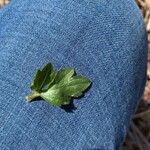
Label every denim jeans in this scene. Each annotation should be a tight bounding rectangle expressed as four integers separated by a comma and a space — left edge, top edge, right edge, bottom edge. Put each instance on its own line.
0, 0, 148, 150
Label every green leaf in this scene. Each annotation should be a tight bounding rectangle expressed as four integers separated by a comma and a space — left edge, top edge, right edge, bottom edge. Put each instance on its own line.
41, 88, 71, 106
62, 75, 91, 97
54, 68, 74, 84
31, 63, 55, 92
26, 63, 92, 106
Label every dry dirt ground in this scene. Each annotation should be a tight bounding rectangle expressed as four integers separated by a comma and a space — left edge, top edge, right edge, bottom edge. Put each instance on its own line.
0, 0, 150, 150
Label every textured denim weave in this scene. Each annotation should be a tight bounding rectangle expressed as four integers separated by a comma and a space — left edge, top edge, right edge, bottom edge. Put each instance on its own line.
0, 0, 148, 149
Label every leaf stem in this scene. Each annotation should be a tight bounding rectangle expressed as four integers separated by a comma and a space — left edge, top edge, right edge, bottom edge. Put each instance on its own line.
25, 91, 40, 102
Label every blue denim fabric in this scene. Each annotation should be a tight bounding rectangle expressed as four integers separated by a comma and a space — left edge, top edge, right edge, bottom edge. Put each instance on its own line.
0, 0, 148, 150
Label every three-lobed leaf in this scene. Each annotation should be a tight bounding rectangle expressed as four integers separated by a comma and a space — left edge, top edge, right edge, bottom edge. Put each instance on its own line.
26, 63, 92, 106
